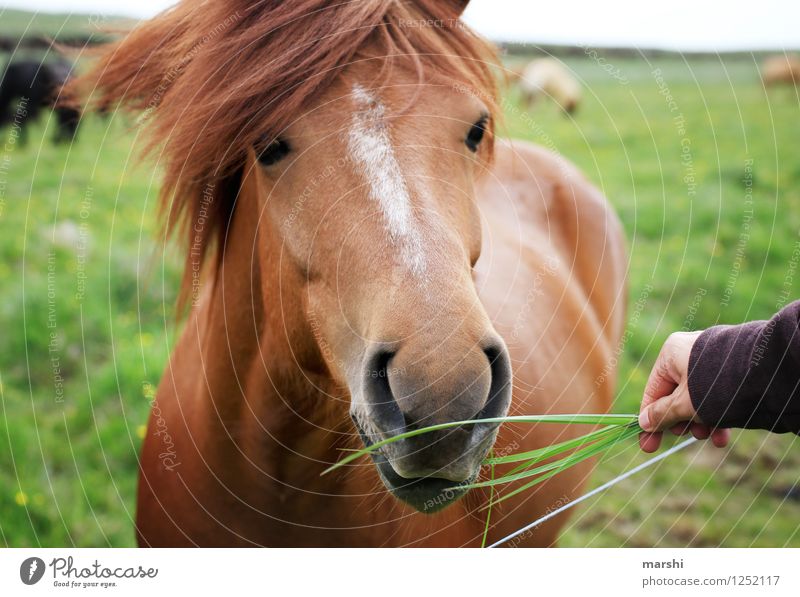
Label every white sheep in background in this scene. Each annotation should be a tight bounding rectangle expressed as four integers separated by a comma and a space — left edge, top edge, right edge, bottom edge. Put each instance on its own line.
516, 57, 582, 115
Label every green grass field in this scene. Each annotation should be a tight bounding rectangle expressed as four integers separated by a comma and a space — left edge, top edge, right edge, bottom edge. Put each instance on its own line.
1, 42, 799, 545
502, 55, 800, 547
0, 8, 130, 40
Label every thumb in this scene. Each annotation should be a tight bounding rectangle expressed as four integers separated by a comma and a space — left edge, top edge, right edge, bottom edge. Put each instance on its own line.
639, 385, 694, 432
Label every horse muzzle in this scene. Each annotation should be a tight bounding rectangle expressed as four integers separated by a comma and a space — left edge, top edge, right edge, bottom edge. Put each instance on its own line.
350, 335, 512, 512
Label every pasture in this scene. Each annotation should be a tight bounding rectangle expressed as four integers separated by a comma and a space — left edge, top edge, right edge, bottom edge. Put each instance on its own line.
0, 8, 129, 40
1, 47, 799, 546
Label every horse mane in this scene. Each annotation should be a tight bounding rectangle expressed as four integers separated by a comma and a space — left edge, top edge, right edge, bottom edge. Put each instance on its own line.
65, 0, 499, 308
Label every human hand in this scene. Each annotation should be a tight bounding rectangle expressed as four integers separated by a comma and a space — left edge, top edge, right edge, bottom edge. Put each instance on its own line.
638, 331, 730, 452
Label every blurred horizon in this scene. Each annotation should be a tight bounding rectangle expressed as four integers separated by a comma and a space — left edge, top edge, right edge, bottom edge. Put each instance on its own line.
1, 0, 800, 51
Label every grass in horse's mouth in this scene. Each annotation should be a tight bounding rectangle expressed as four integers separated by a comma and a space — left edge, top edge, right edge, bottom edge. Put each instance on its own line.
327, 414, 641, 511
350, 419, 475, 512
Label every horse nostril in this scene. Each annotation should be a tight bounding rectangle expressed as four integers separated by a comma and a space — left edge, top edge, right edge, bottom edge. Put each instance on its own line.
362, 348, 405, 435
401, 414, 422, 432
477, 341, 513, 420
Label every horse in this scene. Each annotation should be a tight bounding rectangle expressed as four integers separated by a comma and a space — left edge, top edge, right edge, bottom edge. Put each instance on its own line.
761, 54, 800, 87
68, 0, 626, 547
0, 58, 80, 144
516, 57, 582, 115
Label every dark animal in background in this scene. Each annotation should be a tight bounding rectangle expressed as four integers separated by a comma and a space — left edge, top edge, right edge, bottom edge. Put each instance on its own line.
48, 60, 81, 142
0, 58, 81, 144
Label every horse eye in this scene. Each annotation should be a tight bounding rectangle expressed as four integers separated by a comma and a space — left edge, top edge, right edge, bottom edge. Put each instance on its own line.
257, 137, 291, 166
465, 117, 488, 152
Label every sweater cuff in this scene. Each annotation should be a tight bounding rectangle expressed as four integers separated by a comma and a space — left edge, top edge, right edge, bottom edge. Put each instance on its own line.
688, 321, 767, 428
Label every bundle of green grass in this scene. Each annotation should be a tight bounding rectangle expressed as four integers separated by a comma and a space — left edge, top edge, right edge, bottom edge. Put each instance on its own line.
324, 414, 641, 504
324, 414, 642, 546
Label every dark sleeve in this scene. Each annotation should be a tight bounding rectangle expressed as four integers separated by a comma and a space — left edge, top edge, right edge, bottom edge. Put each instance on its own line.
687, 300, 800, 434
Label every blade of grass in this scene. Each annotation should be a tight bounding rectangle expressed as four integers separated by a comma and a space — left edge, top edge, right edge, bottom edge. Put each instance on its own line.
501, 424, 626, 478
480, 425, 642, 508
322, 413, 638, 474
485, 424, 641, 490
483, 424, 623, 466
480, 449, 495, 548
459, 425, 637, 490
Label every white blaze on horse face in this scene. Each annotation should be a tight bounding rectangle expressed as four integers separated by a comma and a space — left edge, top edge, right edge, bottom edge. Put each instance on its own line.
347, 84, 426, 275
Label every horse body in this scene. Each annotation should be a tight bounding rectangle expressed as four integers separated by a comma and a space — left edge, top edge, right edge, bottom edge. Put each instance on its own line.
136, 139, 625, 547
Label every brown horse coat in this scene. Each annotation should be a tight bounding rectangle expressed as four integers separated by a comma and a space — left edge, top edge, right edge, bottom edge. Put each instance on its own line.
135, 139, 626, 546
